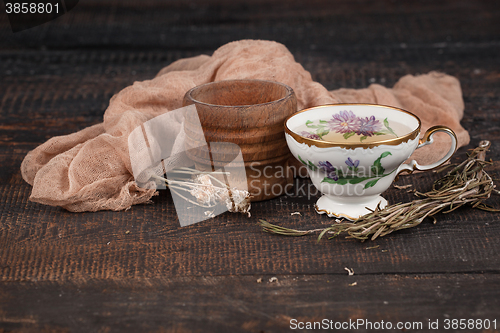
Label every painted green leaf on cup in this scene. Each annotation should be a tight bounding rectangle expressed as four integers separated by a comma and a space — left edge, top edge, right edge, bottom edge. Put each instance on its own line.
317, 129, 329, 139
343, 132, 356, 139
348, 176, 371, 184
371, 151, 392, 175
319, 151, 394, 188
364, 178, 380, 189
298, 155, 317, 171
384, 117, 398, 137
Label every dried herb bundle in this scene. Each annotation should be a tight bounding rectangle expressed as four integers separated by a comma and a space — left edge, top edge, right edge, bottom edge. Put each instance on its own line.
152, 167, 251, 216
260, 140, 499, 242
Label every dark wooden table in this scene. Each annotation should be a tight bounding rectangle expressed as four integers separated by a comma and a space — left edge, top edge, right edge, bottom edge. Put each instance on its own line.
1, 1, 499, 332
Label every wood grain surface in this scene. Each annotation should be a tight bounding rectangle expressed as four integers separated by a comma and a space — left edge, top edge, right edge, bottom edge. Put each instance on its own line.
1, 0, 499, 332
1, 274, 499, 333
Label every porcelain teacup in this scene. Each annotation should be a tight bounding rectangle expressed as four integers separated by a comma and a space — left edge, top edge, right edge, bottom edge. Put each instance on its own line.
285, 104, 458, 220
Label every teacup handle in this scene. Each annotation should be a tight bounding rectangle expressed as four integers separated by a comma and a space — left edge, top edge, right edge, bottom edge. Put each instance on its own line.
396, 125, 458, 176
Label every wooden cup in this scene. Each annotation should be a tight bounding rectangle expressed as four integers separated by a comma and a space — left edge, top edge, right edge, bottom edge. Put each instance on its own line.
182, 79, 297, 201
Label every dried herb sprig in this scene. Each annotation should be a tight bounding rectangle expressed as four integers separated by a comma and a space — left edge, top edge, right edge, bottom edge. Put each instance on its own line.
260, 140, 499, 242
152, 167, 252, 216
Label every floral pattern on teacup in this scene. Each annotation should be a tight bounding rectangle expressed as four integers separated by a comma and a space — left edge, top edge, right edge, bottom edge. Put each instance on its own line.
300, 110, 398, 142
298, 152, 395, 189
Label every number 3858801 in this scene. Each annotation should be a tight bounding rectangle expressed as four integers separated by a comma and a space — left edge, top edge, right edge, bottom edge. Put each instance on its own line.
5, 2, 60, 14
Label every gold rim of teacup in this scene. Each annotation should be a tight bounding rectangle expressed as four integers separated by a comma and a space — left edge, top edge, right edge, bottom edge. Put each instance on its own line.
284, 103, 422, 149
184, 79, 294, 108
315, 205, 361, 220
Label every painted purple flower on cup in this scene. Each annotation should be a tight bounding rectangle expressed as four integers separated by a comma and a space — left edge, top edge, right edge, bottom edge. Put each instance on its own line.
345, 157, 360, 171
318, 161, 338, 181
328, 110, 358, 134
299, 131, 321, 140
303, 110, 396, 143
356, 116, 382, 137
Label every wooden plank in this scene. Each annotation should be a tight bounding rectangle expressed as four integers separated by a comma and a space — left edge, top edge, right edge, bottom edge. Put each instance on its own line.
0, 274, 499, 332
1, 47, 499, 144
1, 0, 499, 52
1, 149, 499, 280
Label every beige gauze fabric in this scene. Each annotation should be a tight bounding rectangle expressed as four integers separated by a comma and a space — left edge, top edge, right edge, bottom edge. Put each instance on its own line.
21, 40, 470, 212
